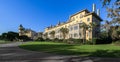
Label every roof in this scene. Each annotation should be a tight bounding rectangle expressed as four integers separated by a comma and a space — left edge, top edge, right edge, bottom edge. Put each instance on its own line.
84, 12, 103, 21
70, 9, 90, 17
45, 9, 103, 30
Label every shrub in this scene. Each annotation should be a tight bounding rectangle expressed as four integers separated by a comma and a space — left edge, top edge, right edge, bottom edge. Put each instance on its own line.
92, 38, 97, 45
68, 38, 83, 44
35, 37, 44, 41
53, 38, 59, 42
58, 39, 64, 42
113, 40, 120, 46
45, 38, 51, 41
18, 35, 31, 41
96, 37, 112, 44
86, 40, 93, 45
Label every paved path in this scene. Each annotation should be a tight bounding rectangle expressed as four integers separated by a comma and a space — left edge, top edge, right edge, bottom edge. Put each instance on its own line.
0, 42, 120, 62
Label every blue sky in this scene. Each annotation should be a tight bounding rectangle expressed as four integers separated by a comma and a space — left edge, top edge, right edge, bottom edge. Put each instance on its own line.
0, 0, 107, 34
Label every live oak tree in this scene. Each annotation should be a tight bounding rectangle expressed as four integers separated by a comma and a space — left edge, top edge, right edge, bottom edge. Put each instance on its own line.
101, 0, 120, 40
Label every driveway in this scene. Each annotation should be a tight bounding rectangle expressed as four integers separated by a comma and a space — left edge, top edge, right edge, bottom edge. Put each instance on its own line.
0, 42, 120, 62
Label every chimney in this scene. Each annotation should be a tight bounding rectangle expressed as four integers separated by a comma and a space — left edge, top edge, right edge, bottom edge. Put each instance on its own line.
97, 9, 100, 16
92, 3, 96, 12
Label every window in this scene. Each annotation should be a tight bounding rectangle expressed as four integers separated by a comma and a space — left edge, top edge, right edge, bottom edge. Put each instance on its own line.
80, 14, 83, 18
79, 33, 82, 37
71, 17, 75, 21
87, 18, 90, 22
74, 26, 78, 30
70, 34, 73, 38
70, 27, 73, 31
76, 16, 78, 18
80, 20, 82, 23
56, 30, 60, 33
74, 33, 78, 37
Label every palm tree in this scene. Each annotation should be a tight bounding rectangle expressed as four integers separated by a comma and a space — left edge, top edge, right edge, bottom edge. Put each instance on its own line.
89, 22, 97, 29
44, 33, 48, 39
79, 22, 89, 44
60, 27, 69, 40
38, 32, 43, 38
89, 22, 98, 44
89, 22, 98, 36
49, 31, 55, 39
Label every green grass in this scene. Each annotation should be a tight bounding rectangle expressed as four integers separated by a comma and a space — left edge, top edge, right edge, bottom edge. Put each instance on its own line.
19, 41, 120, 57
0, 40, 11, 44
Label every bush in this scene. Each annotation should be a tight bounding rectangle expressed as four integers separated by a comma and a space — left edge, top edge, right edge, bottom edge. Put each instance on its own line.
86, 40, 93, 45
35, 37, 44, 41
45, 38, 51, 41
68, 38, 83, 44
53, 38, 59, 42
113, 40, 120, 46
0, 35, 1, 40
18, 35, 31, 41
96, 37, 112, 44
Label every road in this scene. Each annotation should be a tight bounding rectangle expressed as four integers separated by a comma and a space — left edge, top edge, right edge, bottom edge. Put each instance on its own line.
0, 42, 120, 62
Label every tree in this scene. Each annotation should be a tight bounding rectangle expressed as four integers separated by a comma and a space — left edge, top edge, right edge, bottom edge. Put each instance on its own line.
0, 35, 1, 40
101, 0, 120, 40
38, 32, 43, 37
79, 22, 89, 43
18, 35, 31, 41
44, 33, 48, 39
49, 31, 55, 39
60, 27, 69, 40
1, 31, 19, 41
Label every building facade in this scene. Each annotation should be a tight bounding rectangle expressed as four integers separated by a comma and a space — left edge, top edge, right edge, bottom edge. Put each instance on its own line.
44, 4, 102, 40
19, 24, 38, 39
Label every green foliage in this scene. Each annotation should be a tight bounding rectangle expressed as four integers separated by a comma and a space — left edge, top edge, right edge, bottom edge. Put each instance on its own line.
101, 0, 111, 6
49, 31, 55, 39
0, 35, 1, 40
35, 37, 44, 41
45, 38, 51, 41
101, 0, 120, 41
113, 40, 120, 46
92, 38, 97, 45
60, 27, 69, 39
53, 38, 64, 42
18, 35, 31, 41
44, 33, 48, 39
86, 40, 93, 45
1, 31, 19, 41
68, 38, 83, 44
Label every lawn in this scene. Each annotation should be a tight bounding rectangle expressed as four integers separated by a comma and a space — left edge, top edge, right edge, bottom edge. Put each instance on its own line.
0, 40, 10, 44
19, 41, 120, 57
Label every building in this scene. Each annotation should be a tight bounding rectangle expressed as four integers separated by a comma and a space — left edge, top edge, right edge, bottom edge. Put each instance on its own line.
44, 4, 102, 40
19, 24, 38, 39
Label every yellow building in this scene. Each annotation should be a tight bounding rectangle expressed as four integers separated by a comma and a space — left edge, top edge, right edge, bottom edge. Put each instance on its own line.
19, 24, 38, 39
44, 4, 102, 40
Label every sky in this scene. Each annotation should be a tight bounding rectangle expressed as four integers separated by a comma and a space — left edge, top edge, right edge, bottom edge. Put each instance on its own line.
0, 0, 108, 34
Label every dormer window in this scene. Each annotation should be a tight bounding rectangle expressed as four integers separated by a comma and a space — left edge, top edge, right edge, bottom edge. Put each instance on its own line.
80, 14, 83, 18
71, 17, 75, 21
76, 16, 78, 18
87, 18, 90, 22
80, 20, 82, 23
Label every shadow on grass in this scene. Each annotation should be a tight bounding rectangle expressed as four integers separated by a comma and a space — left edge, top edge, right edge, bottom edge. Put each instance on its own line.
19, 44, 120, 58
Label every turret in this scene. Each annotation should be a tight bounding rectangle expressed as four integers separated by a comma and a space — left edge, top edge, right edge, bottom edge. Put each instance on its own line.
19, 24, 24, 36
